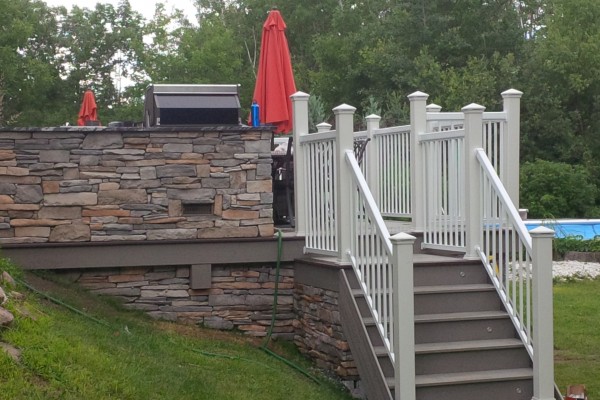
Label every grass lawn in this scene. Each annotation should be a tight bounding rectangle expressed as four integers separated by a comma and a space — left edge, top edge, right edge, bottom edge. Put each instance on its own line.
554, 278, 600, 398
0, 271, 353, 400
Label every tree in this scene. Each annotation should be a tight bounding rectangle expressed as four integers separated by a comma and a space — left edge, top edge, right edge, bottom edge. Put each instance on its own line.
0, 0, 66, 126
520, 160, 598, 218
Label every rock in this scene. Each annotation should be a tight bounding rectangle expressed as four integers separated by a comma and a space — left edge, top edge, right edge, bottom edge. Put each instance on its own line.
166, 188, 215, 201
82, 132, 123, 149
15, 185, 43, 204
9, 291, 25, 300
0, 307, 14, 326
0, 286, 6, 304
39, 150, 70, 163
1, 272, 15, 287
156, 165, 197, 178
98, 189, 147, 205
49, 224, 91, 242
44, 192, 98, 206
0, 342, 21, 362
38, 206, 82, 220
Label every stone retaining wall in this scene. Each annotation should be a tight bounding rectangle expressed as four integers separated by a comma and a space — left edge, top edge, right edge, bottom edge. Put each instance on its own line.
294, 283, 359, 387
0, 127, 274, 244
73, 263, 296, 338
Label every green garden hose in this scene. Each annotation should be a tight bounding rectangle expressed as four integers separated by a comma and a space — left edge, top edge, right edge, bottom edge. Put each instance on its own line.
259, 229, 321, 384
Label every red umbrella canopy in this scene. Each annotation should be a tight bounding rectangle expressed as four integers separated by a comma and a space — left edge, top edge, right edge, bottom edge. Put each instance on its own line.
77, 90, 99, 126
251, 9, 297, 134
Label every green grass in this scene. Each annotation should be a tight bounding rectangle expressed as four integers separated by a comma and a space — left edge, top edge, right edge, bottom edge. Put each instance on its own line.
0, 272, 353, 400
554, 278, 600, 398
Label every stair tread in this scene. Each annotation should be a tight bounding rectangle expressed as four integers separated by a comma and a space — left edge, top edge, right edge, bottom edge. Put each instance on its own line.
415, 338, 524, 354
414, 310, 508, 323
373, 345, 388, 356
415, 368, 533, 386
414, 283, 494, 294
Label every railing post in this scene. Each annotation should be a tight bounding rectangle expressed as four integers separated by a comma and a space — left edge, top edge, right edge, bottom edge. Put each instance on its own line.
391, 232, 416, 400
426, 103, 442, 115
408, 91, 429, 232
501, 89, 523, 209
365, 114, 381, 206
316, 122, 332, 133
333, 103, 356, 263
463, 103, 486, 259
531, 226, 555, 400
291, 91, 310, 236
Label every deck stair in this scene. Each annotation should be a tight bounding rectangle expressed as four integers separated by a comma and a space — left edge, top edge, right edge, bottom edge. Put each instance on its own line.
340, 253, 539, 400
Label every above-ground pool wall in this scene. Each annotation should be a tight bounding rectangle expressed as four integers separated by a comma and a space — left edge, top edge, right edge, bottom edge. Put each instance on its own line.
0, 126, 274, 244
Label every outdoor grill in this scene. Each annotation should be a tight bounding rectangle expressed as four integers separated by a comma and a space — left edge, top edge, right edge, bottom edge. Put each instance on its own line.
144, 84, 241, 127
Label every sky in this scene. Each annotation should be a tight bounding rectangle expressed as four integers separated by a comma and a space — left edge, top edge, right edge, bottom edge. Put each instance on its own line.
43, 0, 198, 22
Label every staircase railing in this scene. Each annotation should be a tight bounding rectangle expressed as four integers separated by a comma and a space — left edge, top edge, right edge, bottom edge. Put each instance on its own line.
346, 149, 395, 358
475, 148, 556, 400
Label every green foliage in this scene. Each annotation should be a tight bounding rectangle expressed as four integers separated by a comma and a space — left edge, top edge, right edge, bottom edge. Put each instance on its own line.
308, 95, 328, 132
553, 236, 600, 259
520, 159, 598, 218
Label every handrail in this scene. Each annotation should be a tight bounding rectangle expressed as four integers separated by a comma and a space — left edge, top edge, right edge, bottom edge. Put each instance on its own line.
372, 125, 410, 136
419, 128, 465, 142
345, 149, 396, 363
298, 129, 336, 143
475, 148, 534, 356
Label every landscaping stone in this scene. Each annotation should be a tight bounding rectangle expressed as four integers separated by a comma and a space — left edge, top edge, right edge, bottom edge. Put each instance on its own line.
1, 272, 16, 287
0, 342, 21, 362
0, 307, 14, 326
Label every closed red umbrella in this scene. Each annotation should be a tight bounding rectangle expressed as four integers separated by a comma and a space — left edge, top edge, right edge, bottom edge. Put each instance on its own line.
250, 9, 297, 134
77, 90, 99, 126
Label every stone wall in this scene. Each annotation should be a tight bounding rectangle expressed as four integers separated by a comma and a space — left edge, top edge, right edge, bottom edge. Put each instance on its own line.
0, 127, 274, 244
73, 263, 296, 338
294, 282, 360, 390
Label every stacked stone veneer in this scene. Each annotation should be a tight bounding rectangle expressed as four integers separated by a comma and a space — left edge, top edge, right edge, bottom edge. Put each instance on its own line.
74, 263, 296, 338
294, 282, 359, 387
0, 127, 274, 243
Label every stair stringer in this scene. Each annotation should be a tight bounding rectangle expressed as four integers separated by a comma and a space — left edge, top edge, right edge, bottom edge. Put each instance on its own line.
339, 269, 393, 400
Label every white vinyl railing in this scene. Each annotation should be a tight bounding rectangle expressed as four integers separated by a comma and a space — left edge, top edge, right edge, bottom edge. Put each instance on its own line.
476, 148, 534, 354
291, 90, 553, 399
299, 130, 338, 256
346, 149, 395, 360
371, 125, 412, 217
420, 128, 466, 251
476, 148, 556, 400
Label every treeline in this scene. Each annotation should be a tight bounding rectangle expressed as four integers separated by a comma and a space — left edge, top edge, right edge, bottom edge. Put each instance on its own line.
1, 0, 600, 218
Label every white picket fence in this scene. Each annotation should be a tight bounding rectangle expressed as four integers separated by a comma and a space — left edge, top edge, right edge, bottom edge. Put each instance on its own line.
289, 89, 555, 400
